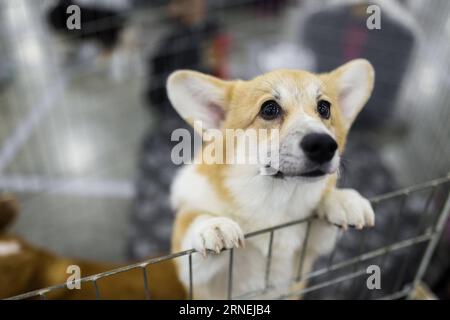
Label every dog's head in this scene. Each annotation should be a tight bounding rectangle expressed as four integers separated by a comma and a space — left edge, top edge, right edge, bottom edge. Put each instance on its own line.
167, 59, 374, 181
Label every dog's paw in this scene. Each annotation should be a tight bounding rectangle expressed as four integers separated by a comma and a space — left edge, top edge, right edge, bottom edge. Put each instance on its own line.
191, 217, 244, 256
318, 189, 375, 230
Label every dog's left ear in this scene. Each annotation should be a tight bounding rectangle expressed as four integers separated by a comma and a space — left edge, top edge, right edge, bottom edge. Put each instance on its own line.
167, 70, 233, 133
327, 59, 375, 128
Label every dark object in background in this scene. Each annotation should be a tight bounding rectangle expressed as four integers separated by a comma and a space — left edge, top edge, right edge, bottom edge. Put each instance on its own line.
433, 264, 450, 299
146, 19, 226, 118
46, 0, 127, 52
131, 0, 229, 258
427, 215, 450, 299
304, 3, 415, 129
145, 0, 230, 116
129, 118, 195, 258
306, 136, 449, 299
252, 0, 289, 15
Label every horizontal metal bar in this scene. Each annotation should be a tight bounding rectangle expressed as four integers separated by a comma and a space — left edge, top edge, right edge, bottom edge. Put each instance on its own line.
279, 269, 368, 299
300, 232, 433, 282
369, 174, 450, 203
245, 216, 314, 239
377, 286, 412, 300
7, 175, 448, 300
6, 249, 196, 300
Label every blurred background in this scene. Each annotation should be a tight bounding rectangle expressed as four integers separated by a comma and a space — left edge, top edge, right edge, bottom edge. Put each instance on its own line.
0, 0, 449, 299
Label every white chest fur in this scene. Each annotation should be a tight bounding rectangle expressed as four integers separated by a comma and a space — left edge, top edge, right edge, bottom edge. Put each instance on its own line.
172, 165, 330, 299
225, 167, 327, 298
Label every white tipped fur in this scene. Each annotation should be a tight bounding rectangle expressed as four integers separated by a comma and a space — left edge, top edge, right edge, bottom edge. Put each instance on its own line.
167, 70, 231, 132
329, 59, 375, 128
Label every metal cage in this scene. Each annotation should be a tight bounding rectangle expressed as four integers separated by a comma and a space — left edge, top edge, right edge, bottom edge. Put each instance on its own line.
7, 174, 450, 300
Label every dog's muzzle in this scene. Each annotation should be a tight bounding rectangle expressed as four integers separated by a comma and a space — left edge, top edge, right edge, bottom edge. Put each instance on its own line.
265, 133, 338, 179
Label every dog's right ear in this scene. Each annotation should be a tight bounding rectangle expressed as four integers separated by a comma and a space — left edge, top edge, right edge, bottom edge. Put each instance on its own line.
167, 70, 232, 133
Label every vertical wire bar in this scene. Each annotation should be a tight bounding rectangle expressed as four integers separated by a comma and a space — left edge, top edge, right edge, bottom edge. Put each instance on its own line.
392, 186, 438, 293
350, 230, 367, 299
379, 193, 408, 267
327, 228, 343, 268
357, 201, 378, 300
391, 194, 408, 239
327, 229, 344, 299
141, 265, 151, 300
391, 248, 414, 297
92, 279, 101, 300
417, 186, 439, 232
188, 253, 193, 300
424, 186, 442, 230
264, 231, 275, 291
296, 220, 312, 282
408, 190, 450, 299
227, 249, 234, 300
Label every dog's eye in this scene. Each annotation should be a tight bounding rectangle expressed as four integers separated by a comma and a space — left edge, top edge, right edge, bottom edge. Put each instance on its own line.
260, 100, 282, 120
317, 100, 331, 119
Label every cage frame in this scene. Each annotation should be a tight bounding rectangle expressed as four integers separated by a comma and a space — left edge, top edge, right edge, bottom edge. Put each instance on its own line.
5, 174, 450, 300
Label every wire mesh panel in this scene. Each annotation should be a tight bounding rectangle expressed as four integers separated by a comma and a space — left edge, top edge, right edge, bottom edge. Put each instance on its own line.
6, 175, 450, 300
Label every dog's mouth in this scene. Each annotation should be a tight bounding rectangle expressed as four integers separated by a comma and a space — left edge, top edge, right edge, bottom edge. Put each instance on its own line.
299, 169, 327, 177
273, 169, 327, 179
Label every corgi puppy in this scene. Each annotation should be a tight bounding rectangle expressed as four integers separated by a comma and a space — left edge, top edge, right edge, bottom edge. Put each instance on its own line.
167, 59, 375, 299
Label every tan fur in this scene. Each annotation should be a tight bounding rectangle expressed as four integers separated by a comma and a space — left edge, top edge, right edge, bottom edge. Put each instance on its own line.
0, 235, 186, 300
197, 163, 234, 205
172, 211, 203, 253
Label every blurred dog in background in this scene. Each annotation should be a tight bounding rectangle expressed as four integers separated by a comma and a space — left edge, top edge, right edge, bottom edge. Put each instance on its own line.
0, 193, 185, 299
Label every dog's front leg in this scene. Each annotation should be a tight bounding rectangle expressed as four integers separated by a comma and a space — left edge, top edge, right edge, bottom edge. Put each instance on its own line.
185, 215, 244, 256
317, 188, 375, 230
305, 188, 375, 264
172, 212, 244, 290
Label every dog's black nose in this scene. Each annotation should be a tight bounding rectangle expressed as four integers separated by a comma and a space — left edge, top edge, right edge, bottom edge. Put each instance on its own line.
300, 133, 337, 164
